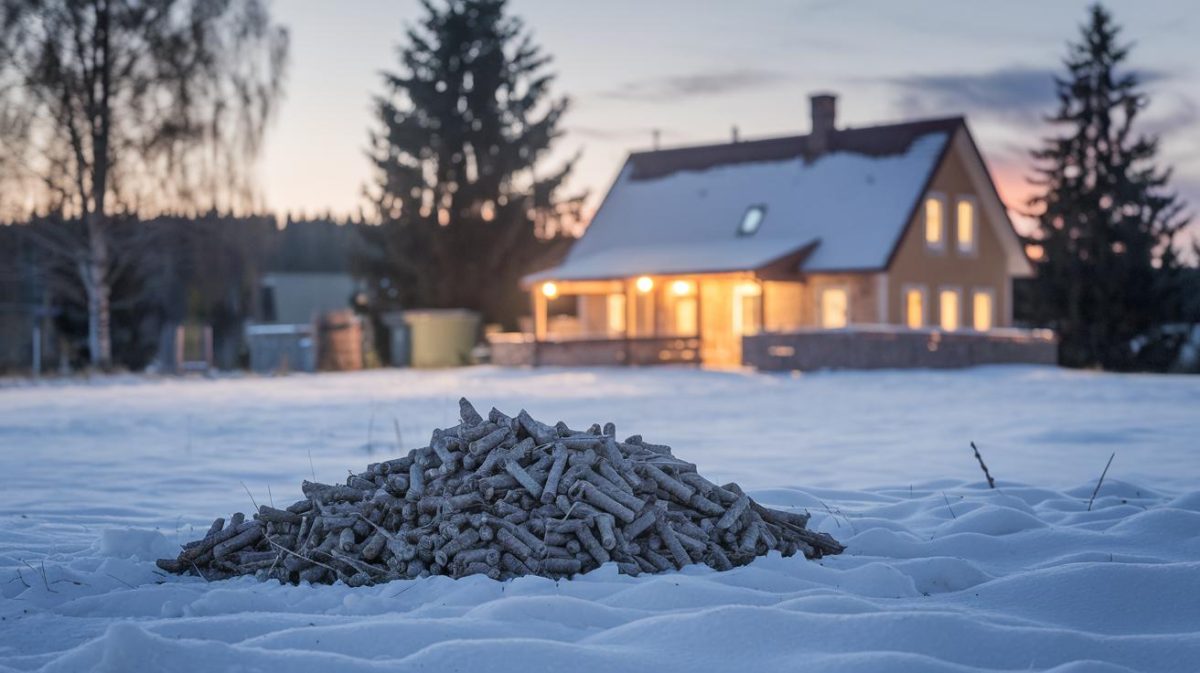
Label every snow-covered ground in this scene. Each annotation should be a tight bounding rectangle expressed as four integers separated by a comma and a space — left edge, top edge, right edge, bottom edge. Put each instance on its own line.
1, 365, 1197, 672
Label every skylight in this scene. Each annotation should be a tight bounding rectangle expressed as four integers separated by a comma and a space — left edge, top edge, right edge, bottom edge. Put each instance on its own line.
738, 205, 766, 236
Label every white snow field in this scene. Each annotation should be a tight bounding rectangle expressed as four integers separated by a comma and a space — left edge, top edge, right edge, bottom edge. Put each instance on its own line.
1, 365, 1198, 673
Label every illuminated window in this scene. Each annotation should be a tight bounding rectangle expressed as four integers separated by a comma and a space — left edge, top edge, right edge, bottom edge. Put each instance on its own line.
972, 289, 993, 331
738, 205, 766, 237
820, 287, 848, 329
606, 293, 626, 334
733, 283, 762, 336
674, 297, 698, 335
925, 194, 946, 250
904, 286, 926, 329
939, 288, 960, 331
670, 280, 697, 336
957, 197, 976, 254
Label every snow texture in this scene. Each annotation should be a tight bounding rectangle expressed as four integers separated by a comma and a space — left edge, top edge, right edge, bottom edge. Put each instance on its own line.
531, 132, 948, 281
1, 365, 1197, 672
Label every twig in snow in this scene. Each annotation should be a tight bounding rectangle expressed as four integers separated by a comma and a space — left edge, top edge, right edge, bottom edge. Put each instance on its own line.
970, 442, 996, 489
105, 573, 136, 589
189, 558, 211, 582
267, 484, 275, 509
818, 500, 841, 528
264, 536, 342, 580
366, 403, 377, 454
390, 583, 415, 599
240, 481, 260, 513
12, 568, 30, 589
393, 418, 403, 450
308, 449, 316, 481
22, 559, 55, 593
818, 499, 857, 534
1087, 452, 1116, 512
942, 492, 957, 519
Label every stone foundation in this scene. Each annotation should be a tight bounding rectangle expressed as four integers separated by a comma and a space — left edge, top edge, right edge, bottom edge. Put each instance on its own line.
742, 327, 1057, 371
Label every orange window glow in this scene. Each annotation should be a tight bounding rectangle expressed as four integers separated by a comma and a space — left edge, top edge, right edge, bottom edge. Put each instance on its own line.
973, 290, 993, 331
925, 197, 944, 247
939, 289, 960, 331
957, 199, 975, 253
905, 288, 924, 329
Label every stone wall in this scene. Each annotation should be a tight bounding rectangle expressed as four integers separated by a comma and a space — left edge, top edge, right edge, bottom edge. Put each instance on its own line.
743, 327, 1057, 371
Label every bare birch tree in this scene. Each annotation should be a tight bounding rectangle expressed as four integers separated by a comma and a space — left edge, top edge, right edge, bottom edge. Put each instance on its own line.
0, 0, 288, 367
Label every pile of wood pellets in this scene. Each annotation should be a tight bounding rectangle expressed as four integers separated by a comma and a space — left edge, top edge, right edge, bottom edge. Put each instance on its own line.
158, 399, 843, 585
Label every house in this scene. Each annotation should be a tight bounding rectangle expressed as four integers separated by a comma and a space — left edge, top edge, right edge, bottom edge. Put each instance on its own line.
491, 93, 1055, 370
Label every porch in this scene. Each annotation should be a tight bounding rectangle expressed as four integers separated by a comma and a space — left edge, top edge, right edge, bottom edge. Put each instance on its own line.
518, 274, 783, 367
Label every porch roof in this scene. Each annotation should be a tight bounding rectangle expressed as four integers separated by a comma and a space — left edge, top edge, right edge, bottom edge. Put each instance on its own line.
524, 237, 814, 283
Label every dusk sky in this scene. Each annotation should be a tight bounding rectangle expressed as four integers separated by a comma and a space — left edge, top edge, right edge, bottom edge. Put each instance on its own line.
261, 0, 1199, 234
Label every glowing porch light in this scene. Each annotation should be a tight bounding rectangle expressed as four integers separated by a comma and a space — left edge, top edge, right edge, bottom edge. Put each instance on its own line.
635, 276, 654, 293
670, 280, 695, 296
541, 282, 558, 299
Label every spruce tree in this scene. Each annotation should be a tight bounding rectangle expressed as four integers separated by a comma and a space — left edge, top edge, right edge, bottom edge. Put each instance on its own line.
1025, 4, 1191, 371
361, 0, 581, 328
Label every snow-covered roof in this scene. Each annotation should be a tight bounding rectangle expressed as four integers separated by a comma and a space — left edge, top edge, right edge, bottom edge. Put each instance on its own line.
529, 118, 963, 283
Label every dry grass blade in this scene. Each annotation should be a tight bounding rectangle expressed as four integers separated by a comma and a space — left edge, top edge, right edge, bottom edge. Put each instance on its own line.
970, 441, 996, 489
21, 559, 56, 593
1087, 452, 1116, 512
942, 492, 957, 519
240, 481, 260, 513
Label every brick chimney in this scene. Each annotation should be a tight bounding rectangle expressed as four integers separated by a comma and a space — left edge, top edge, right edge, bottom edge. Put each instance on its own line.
809, 93, 837, 155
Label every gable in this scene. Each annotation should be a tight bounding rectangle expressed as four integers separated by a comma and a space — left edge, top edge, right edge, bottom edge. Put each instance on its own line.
954, 129, 1035, 277
884, 127, 1032, 277
530, 124, 956, 283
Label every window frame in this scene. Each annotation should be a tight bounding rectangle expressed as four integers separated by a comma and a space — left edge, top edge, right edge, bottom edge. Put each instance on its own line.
818, 285, 850, 329
901, 283, 927, 329
955, 195, 978, 256
971, 287, 995, 332
938, 285, 962, 332
924, 192, 947, 253
737, 204, 767, 237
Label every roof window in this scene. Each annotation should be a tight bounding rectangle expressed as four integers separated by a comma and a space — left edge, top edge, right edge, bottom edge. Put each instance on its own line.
738, 205, 766, 236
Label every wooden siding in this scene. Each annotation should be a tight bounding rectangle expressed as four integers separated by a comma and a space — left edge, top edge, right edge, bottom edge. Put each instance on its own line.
886, 132, 1013, 328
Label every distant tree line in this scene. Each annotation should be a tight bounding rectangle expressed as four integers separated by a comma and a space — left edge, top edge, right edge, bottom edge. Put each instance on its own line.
0, 214, 370, 372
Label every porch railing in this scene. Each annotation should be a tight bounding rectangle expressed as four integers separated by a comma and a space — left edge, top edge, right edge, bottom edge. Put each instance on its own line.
487, 333, 700, 367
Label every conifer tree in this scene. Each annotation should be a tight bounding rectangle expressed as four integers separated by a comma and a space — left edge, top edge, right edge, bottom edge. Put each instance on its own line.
361, 0, 582, 328
1025, 4, 1192, 370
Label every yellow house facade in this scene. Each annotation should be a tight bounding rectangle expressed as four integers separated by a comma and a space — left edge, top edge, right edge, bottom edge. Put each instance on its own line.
496, 94, 1051, 370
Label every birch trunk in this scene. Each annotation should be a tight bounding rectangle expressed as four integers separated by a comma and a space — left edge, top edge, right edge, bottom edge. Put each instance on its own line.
83, 214, 112, 369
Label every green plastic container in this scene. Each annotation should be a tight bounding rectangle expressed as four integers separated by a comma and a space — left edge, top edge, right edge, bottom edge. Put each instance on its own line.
402, 309, 481, 367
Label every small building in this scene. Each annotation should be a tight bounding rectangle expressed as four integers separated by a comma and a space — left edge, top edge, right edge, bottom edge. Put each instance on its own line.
493, 93, 1055, 370
246, 272, 366, 373
257, 272, 360, 325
